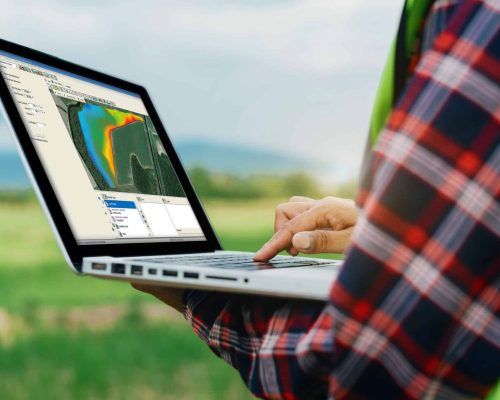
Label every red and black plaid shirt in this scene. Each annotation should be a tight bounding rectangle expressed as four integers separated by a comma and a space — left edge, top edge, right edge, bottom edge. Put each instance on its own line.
183, 1, 500, 398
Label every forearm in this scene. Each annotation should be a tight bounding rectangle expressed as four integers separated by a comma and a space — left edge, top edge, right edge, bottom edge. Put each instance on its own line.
183, 290, 329, 399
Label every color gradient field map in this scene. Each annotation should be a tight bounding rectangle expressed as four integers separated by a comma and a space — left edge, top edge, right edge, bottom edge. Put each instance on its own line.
78, 104, 144, 188
52, 95, 185, 197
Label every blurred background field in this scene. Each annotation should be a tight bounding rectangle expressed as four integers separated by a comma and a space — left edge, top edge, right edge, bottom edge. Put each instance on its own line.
0, 180, 351, 400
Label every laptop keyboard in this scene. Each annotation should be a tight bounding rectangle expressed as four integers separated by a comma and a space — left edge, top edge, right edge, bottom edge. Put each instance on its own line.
129, 254, 337, 270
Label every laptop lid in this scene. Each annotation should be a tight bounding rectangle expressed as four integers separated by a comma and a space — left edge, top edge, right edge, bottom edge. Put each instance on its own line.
0, 39, 221, 270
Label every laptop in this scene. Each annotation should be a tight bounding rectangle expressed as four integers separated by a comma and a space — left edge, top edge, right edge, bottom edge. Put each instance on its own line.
0, 39, 342, 301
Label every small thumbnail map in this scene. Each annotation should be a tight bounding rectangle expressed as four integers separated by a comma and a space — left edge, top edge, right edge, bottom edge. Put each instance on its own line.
52, 95, 185, 197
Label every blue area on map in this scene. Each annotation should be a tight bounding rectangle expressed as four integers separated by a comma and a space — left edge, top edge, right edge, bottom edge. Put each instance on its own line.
78, 103, 115, 188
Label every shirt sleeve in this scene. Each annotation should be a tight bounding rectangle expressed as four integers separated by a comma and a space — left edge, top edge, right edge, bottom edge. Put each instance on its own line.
183, 290, 330, 398
183, 1, 500, 399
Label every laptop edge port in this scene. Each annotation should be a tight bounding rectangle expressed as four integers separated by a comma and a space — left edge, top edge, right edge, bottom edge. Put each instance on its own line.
163, 270, 178, 277
205, 275, 237, 281
91, 262, 107, 271
111, 263, 126, 274
131, 265, 143, 276
183, 272, 199, 279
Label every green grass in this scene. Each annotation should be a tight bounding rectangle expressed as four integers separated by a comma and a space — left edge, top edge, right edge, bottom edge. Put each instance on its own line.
0, 198, 340, 399
0, 203, 62, 269
0, 321, 252, 400
205, 199, 276, 251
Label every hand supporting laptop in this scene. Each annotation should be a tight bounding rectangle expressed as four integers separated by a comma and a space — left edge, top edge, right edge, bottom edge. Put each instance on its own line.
133, 195, 358, 311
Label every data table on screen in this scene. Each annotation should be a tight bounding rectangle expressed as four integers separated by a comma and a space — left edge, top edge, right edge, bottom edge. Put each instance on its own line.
140, 202, 178, 237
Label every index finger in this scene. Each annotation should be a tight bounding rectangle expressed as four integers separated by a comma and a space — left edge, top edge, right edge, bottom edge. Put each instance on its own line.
254, 204, 334, 261
274, 201, 314, 232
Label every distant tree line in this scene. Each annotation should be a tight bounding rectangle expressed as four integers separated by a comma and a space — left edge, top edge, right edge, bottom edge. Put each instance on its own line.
0, 189, 36, 204
0, 167, 358, 203
188, 167, 357, 200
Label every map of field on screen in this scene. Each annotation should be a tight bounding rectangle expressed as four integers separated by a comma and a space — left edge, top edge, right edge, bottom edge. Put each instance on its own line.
53, 96, 185, 198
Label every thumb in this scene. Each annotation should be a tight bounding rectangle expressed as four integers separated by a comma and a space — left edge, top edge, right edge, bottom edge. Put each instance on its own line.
292, 228, 354, 254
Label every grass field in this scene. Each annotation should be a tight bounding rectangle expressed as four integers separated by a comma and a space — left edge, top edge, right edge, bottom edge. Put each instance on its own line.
0, 198, 303, 399
0, 322, 251, 400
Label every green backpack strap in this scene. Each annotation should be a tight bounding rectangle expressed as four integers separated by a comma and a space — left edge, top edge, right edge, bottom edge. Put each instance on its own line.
486, 380, 500, 400
369, 0, 432, 146
359, 0, 432, 184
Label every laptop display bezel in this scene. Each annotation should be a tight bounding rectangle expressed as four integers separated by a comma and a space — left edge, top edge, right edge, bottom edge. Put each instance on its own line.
0, 39, 222, 269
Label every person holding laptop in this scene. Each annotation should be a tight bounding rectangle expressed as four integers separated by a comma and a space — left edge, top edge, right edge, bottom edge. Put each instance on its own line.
134, 0, 500, 398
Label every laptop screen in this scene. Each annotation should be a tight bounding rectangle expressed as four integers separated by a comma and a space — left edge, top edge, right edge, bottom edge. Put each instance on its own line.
0, 50, 207, 245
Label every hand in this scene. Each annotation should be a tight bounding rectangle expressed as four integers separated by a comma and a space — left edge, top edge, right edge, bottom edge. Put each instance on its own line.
131, 284, 184, 313
254, 196, 357, 261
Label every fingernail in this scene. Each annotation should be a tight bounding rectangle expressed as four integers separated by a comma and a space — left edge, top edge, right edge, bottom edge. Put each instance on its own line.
294, 232, 313, 250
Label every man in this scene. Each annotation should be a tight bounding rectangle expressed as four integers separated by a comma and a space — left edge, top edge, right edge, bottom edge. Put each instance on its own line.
135, 0, 500, 398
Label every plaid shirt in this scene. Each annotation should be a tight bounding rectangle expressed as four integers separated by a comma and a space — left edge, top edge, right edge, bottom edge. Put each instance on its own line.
183, 1, 500, 398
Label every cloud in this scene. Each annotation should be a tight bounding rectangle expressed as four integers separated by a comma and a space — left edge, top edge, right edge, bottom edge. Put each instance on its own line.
0, 0, 400, 76
0, 0, 402, 181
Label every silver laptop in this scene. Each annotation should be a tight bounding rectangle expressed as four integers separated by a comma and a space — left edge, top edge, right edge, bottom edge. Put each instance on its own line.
0, 39, 342, 301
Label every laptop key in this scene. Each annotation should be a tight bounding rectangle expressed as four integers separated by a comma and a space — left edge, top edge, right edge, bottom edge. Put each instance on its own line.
128, 255, 335, 271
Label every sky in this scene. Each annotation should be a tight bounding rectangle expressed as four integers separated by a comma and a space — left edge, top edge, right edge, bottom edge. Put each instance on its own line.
0, 0, 402, 182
